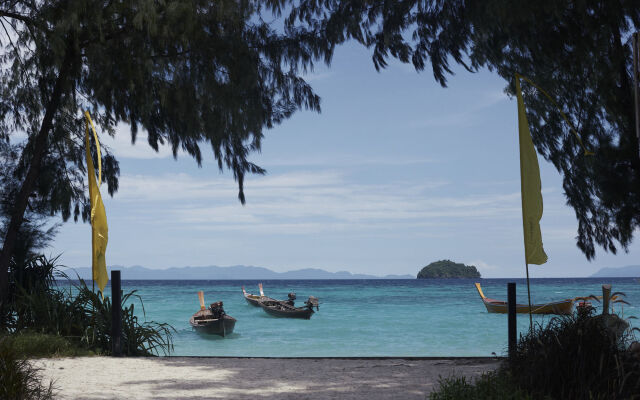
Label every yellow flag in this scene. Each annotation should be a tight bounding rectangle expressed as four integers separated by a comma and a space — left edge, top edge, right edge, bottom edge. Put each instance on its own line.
84, 111, 109, 292
516, 74, 548, 265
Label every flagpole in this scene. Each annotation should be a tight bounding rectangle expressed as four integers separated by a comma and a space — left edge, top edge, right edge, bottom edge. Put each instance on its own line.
90, 149, 95, 294
634, 32, 640, 159
90, 159, 95, 294
92, 224, 95, 294
88, 117, 95, 295
525, 262, 533, 331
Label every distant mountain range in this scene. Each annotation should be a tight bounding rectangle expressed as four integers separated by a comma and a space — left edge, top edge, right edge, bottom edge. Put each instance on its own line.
590, 265, 640, 277
62, 265, 414, 280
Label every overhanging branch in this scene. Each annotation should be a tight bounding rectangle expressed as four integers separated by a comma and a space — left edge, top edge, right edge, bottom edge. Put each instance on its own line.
0, 9, 33, 26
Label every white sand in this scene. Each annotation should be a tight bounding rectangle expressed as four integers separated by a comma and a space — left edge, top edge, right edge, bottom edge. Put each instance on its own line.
32, 357, 500, 399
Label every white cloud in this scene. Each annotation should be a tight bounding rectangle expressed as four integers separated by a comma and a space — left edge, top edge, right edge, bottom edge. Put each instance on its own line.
115, 173, 237, 201
408, 89, 508, 129
109, 169, 523, 236
468, 260, 499, 271
259, 154, 439, 167
101, 123, 183, 159
302, 71, 335, 82
542, 228, 577, 241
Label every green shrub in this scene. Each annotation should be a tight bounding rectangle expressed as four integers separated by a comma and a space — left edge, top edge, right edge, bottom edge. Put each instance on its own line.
1, 255, 61, 333
11, 284, 86, 337
73, 279, 175, 356
0, 337, 54, 400
429, 371, 532, 400
5, 255, 175, 356
508, 306, 640, 399
430, 304, 640, 400
1, 333, 97, 358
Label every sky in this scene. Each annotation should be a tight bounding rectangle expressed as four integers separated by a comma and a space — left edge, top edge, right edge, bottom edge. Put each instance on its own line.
48, 42, 639, 278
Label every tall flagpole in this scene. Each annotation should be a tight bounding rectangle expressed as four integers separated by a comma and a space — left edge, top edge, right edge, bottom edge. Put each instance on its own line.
92, 224, 95, 293
633, 32, 639, 159
525, 263, 533, 331
90, 149, 95, 294
88, 118, 95, 294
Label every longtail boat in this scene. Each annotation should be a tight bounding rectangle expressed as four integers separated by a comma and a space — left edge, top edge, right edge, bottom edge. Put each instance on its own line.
259, 295, 319, 319
190, 291, 236, 336
242, 283, 275, 306
474, 283, 574, 315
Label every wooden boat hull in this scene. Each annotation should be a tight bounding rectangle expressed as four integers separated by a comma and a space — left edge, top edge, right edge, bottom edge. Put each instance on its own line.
480, 299, 574, 315
189, 314, 236, 336
475, 283, 574, 315
259, 300, 315, 319
242, 286, 274, 307
243, 293, 263, 307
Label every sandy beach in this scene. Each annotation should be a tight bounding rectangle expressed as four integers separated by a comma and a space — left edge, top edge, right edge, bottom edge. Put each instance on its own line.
32, 357, 500, 399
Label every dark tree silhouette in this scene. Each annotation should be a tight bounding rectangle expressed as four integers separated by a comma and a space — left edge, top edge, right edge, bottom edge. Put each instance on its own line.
2, 1, 639, 305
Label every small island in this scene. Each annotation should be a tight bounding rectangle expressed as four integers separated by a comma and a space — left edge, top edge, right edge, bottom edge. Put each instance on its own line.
417, 259, 481, 279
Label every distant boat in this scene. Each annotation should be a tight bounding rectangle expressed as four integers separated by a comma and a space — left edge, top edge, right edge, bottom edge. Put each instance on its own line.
259, 296, 319, 319
474, 283, 574, 315
190, 291, 236, 336
242, 283, 275, 306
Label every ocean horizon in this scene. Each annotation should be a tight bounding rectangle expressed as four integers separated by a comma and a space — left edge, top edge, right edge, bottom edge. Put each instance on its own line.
57, 262, 640, 281
59, 277, 640, 357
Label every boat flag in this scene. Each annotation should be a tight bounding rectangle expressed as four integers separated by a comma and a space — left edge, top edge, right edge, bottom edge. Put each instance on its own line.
515, 75, 547, 265
84, 111, 109, 292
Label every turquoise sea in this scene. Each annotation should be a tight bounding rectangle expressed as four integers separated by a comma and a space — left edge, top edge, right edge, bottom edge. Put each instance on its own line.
90, 278, 640, 357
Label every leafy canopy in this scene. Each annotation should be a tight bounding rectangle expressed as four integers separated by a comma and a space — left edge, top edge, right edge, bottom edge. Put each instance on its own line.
1, 1, 639, 261
0, 142, 59, 266
0, 0, 328, 222
287, 0, 640, 259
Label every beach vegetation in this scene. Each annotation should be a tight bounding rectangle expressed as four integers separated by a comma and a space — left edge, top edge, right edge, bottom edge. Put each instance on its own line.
507, 305, 640, 399
0, 141, 60, 323
429, 370, 531, 400
72, 279, 176, 356
0, 332, 96, 358
417, 260, 481, 279
430, 304, 640, 399
0, 337, 54, 400
3, 254, 174, 356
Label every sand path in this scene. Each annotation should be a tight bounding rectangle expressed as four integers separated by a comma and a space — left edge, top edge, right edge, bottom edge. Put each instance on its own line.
32, 357, 500, 399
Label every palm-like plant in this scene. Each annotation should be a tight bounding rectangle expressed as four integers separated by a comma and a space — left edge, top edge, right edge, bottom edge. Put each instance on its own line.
74, 279, 175, 356
6, 255, 174, 356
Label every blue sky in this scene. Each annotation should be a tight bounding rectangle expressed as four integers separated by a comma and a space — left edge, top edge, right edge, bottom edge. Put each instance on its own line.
50, 42, 639, 278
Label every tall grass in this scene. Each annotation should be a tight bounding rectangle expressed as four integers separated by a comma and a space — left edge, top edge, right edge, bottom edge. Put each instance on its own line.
4, 255, 175, 356
429, 371, 532, 400
1, 333, 96, 358
1, 255, 61, 333
508, 306, 640, 399
73, 279, 175, 356
0, 337, 54, 400
430, 304, 640, 400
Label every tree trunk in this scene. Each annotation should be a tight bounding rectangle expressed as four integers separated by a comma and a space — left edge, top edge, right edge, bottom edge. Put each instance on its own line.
0, 55, 72, 306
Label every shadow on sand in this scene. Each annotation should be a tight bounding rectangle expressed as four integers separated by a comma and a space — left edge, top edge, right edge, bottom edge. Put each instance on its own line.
54, 357, 499, 400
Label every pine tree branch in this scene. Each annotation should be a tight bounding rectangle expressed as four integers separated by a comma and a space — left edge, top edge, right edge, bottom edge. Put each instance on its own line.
0, 9, 33, 25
